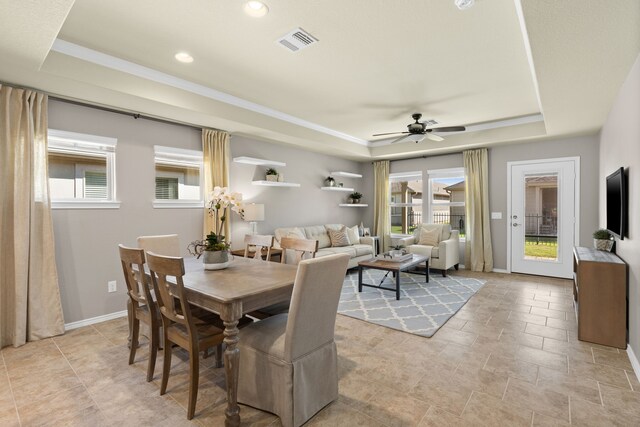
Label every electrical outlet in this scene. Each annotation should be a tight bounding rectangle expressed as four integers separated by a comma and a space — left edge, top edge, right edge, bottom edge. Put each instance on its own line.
108, 281, 117, 293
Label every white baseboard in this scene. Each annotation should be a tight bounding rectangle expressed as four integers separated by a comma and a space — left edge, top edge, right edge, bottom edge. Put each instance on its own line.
64, 310, 128, 331
627, 345, 640, 385
492, 268, 509, 274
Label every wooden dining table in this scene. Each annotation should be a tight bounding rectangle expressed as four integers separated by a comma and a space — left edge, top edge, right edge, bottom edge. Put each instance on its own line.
177, 256, 297, 426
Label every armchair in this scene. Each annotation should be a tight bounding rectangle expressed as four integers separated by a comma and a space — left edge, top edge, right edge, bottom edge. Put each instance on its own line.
396, 224, 460, 276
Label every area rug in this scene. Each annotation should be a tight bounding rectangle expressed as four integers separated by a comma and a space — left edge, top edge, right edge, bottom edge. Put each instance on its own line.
338, 269, 486, 337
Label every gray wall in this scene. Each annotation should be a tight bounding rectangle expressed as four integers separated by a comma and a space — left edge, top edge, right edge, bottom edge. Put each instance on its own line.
599, 53, 640, 360
49, 101, 366, 324
489, 135, 600, 270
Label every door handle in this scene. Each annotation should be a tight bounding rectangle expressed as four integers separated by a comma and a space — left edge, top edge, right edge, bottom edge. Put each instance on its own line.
512, 223, 520, 227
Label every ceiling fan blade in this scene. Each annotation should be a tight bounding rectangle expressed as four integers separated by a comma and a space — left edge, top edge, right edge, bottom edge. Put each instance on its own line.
372, 131, 409, 137
426, 133, 445, 142
390, 134, 411, 144
431, 126, 466, 132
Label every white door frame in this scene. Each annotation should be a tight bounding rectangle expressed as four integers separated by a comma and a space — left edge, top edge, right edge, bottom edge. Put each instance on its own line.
506, 157, 580, 274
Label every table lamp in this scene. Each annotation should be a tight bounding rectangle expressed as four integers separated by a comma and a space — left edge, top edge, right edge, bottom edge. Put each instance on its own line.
243, 203, 264, 235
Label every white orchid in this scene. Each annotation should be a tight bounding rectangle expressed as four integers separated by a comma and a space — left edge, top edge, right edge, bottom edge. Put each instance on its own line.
205, 186, 245, 249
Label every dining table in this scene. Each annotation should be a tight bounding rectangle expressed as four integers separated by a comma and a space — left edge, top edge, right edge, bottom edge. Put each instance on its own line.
176, 256, 297, 426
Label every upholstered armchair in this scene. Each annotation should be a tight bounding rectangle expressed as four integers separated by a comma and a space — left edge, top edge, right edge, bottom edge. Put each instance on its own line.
396, 224, 460, 276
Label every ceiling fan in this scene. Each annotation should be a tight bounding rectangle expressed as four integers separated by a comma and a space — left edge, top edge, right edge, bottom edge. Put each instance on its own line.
373, 113, 466, 143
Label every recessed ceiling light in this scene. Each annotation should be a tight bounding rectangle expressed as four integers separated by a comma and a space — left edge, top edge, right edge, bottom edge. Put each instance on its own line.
244, 1, 269, 17
455, 0, 475, 10
174, 52, 194, 63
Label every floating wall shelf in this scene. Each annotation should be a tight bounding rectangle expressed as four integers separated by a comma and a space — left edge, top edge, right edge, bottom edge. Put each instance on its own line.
339, 204, 368, 207
321, 186, 354, 192
233, 156, 286, 167
329, 171, 363, 178
252, 180, 300, 187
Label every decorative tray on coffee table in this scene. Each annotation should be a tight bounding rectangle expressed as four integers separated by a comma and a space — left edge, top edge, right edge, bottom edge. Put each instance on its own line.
375, 253, 413, 263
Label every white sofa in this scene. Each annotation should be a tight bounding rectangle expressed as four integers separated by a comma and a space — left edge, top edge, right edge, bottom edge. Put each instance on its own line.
396, 224, 460, 276
273, 224, 375, 269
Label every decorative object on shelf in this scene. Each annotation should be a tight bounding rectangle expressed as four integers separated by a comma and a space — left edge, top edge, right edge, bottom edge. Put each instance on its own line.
338, 182, 343, 187
188, 186, 244, 270
278, 174, 284, 182
348, 191, 362, 204
363, 227, 371, 237
244, 203, 265, 235
389, 244, 405, 257
593, 229, 614, 251
265, 168, 279, 182
324, 176, 336, 187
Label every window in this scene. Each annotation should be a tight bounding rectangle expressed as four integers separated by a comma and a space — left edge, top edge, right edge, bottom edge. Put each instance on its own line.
428, 168, 466, 237
153, 146, 203, 208
389, 171, 423, 236
48, 129, 119, 209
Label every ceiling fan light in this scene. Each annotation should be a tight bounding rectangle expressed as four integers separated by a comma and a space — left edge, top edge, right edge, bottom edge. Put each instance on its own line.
407, 134, 425, 143
455, 0, 475, 10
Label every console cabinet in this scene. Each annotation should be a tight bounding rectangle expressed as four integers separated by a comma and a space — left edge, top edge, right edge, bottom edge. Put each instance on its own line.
573, 247, 627, 349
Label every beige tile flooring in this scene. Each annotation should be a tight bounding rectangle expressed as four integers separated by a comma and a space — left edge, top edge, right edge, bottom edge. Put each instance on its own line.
2, 271, 640, 426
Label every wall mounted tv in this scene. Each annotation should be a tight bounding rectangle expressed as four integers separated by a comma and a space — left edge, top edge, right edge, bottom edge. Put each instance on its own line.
606, 167, 627, 240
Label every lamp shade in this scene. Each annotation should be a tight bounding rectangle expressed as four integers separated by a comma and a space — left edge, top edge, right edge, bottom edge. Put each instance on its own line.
243, 203, 265, 222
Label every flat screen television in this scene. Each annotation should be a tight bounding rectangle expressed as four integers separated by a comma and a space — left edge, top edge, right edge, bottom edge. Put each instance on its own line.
606, 167, 627, 240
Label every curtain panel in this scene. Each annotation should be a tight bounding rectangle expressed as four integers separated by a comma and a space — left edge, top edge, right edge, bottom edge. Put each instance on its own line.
0, 85, 65, 348
464, 148, 494, 272
373, 160, 391, 251
202, 129, 230, 238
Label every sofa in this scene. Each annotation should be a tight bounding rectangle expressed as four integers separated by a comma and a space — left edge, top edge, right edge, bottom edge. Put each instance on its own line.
273, 224, 375, 269
395, 223, 460, 276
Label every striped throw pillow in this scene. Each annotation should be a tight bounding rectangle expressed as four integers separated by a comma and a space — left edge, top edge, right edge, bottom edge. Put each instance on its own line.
328, 226, 351, 247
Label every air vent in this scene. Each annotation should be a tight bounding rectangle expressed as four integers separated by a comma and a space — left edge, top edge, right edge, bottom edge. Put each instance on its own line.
277, 27, 318, 52
423, 119, 439, 126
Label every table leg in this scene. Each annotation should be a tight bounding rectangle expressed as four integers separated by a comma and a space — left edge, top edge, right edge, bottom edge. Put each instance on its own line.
396, 269, 400, 300
221, 305, 242, 427
358, 266, 363, 293
426, 260, 429, 283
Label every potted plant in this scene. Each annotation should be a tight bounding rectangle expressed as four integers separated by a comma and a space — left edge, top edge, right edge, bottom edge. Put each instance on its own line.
324, 176, 336, 187
265, 168, 279, 182
593, 229, 614, 251
349, 191, 363, 204
188, 186, 244, 270
389, 244, 405, 257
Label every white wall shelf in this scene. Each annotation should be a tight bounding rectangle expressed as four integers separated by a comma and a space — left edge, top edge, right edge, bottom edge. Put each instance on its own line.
339, 203, 368, 207
234, 156, 286, 167
252, 180, 300, 187
321, 186, 354, 192
329, 171, 362, 178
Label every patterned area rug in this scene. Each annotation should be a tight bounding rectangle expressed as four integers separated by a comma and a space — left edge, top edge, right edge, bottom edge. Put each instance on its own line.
338, 269, 486, 337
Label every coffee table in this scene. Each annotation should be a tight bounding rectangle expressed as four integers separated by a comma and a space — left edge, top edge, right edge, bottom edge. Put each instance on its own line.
358, 253, 429, 300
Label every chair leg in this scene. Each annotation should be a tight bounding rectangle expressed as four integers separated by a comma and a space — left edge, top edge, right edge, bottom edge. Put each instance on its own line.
454, 263, 459, 270
214, 344, 223, 369
160, 335, 172, 395
441, 269, 447, 277
146, 322, 159, 382
187, 349, 200, 420
128, 318, 139, 365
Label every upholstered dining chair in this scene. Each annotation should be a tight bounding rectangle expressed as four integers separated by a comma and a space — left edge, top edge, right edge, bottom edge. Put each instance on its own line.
243, 234, 275, 261
137, 234, 181, 257
119, 245, 161, 382
146, 252, 226, 420
237, 253, 350, 427
280, 236, 319, 264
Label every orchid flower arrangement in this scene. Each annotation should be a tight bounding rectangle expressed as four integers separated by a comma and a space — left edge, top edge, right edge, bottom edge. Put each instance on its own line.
188, 186, 244, 257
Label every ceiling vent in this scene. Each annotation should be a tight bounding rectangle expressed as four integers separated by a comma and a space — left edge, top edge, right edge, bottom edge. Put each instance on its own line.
277, 27, 318, 52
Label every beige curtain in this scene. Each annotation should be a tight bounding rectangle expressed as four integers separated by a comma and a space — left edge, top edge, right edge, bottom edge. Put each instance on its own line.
373, 160, 391, 251
202, 128, 230, 238
0, 85, 65, 348
464, 148, 493, 272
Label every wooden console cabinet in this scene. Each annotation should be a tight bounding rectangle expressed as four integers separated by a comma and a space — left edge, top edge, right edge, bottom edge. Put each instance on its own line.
573, 247, 627, 349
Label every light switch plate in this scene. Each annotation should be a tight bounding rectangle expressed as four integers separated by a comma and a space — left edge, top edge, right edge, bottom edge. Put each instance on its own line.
491, 212, 503, 219
108, 281, 117, 293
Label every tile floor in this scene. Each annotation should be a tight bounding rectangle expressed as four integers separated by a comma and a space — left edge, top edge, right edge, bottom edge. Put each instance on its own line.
1, 271, 639, 426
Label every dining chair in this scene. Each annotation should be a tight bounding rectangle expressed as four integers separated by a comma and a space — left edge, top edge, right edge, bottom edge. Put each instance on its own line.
137, 234, 181, 257
243, 234, 274, 261
280, 236, 319, 265
118, 245, 160, 382
146, 251, 225, 420
237, 253, 350, 427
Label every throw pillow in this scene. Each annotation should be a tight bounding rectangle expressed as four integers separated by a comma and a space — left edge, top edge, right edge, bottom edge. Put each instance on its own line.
418, 227, 440, 246
346, 225, 359, 244
286, 227, 306, 240
328, 226, 351, 247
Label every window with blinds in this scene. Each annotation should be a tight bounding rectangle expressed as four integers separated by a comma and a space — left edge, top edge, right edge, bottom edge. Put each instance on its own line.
47, 129, 118, 208
155, 177, 179, 199
153, 146, 203, 208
